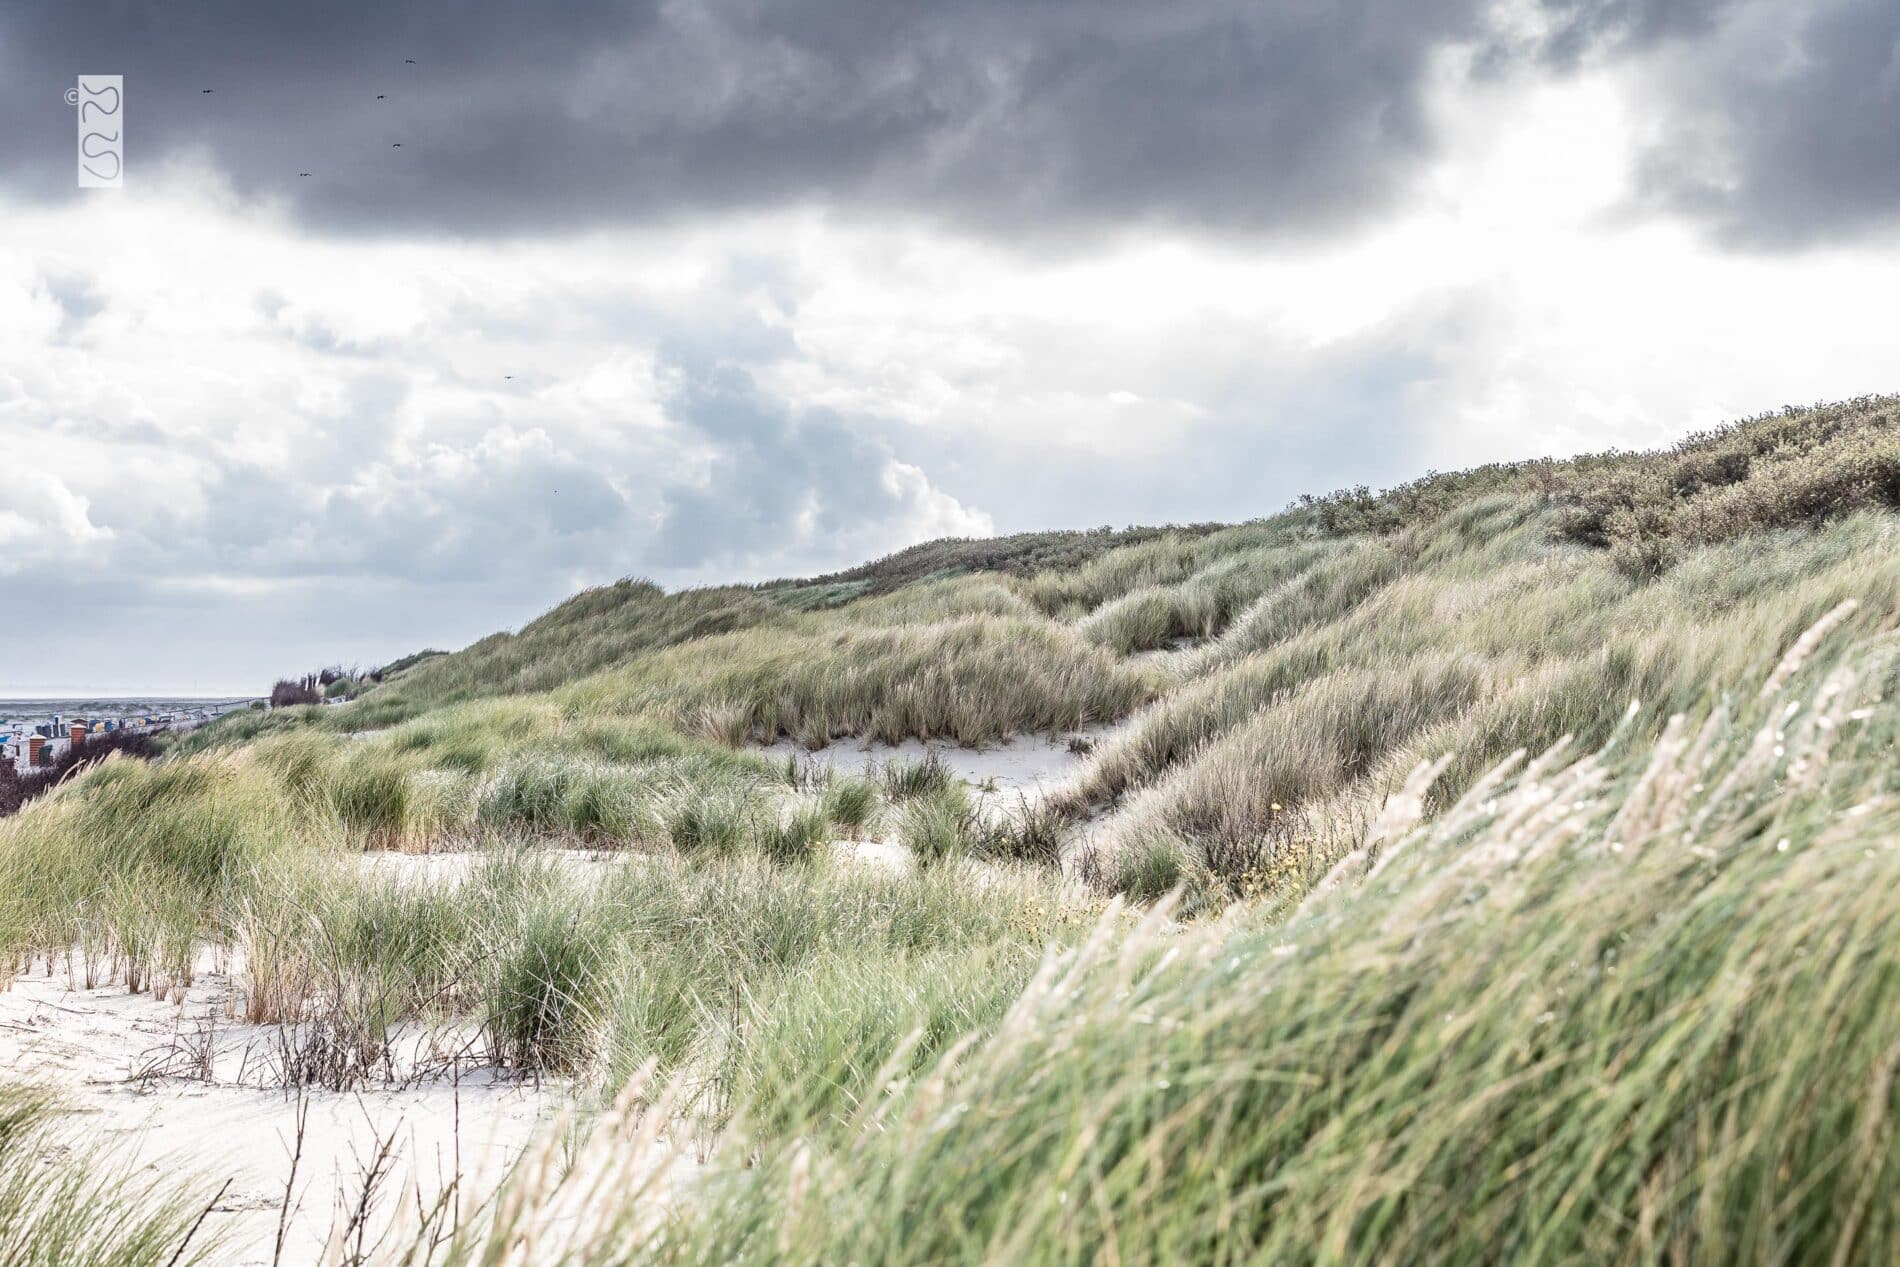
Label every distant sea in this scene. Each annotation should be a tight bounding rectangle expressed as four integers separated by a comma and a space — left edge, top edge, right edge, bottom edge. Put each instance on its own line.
0, 696, 257, 722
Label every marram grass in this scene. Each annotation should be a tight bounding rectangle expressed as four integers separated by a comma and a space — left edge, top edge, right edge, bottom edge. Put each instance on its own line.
358, 611, 1900, 1265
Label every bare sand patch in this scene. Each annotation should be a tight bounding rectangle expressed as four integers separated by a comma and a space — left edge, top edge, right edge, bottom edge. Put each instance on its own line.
353, 845, 626, 884
0, 956, 561, 1266
761, 719, 1136, 801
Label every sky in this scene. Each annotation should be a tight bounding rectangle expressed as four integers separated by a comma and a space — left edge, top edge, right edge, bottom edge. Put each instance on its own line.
2, 0, 1897, 695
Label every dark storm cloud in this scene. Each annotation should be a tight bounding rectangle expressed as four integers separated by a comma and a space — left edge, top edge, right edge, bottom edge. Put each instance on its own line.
1, 0, 1489, 239
1626, 0, 1900, 247
1523, 0, 1733, 68
6, 1, 1892, 247
1509, 0, 1898, 248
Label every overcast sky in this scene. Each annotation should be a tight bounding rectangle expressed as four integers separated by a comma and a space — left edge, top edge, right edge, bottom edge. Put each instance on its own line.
3, 0, 1897, 694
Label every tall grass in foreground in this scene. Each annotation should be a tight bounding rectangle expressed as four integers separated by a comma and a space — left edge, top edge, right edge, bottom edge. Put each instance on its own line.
0, 1088, 219, 1266
360, 611, 1900, 1265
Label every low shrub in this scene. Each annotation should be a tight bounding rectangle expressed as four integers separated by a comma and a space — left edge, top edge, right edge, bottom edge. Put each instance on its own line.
270, 675, 322, 707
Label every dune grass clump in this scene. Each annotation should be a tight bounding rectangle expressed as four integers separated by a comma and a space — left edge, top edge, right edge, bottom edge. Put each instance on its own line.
817, 776, 881, 838
478, 872, 614, 1074
233, 861, 472, 1050
664, 788, 753, 854
970, 794, 1069, 867
329, 748, 435, 848
877, 752, 955, 801
755, 804, 836, 864
0, 751, 320, 987
1080, 828, 1194, 904
897, 784, 977, 867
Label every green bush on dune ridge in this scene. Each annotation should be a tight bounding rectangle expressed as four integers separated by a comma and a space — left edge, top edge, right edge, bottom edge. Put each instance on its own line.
1, 396, 1898, 1263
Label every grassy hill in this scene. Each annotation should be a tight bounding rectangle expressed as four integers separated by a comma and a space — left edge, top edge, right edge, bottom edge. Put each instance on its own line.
4, 394, 1899, 1263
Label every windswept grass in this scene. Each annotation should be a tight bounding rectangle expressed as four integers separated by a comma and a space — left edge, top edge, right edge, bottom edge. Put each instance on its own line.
1300, 393, 1900, 569
0, 1088, 221, 1266
362, 581, 785, 715
376, 610, 1900, 1265
775, 522, 1235, 600
1064, 505, 1900, 900
0, 751, 324, 989
1075, 539, 1338, 653
215, 844, 1081, 1116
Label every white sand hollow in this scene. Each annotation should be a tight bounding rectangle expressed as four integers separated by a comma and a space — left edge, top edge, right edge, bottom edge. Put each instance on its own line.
761, 721, 1142, 881
0, 950, 562, 1266
760, 719, 1135, 803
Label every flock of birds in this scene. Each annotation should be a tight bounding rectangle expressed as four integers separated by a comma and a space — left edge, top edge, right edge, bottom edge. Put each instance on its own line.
197, 60, 521, 383
201, 59, 420, 177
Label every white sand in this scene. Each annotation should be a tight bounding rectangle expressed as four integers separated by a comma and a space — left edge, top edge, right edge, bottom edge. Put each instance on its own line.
0, 953, 562, 1265
761, 720, 1134, 803
354, 845, 625, 884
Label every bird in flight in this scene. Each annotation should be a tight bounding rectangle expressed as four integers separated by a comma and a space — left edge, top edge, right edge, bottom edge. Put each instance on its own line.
391, 142, 402, 147
201, 88, 214, 94
298, 171, 311, 177
376, 94, 386, 100
404, 59, 417, 64
505, 375, 514, 380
